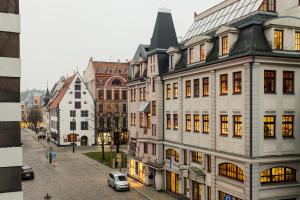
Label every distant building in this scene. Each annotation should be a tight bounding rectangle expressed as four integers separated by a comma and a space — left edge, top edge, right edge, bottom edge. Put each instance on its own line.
46, 73, 95, 146
83, 59, 129, 145
0, 1, 23, 199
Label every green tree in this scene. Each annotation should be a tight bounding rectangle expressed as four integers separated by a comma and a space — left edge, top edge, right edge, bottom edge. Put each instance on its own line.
28, 107, 42, 134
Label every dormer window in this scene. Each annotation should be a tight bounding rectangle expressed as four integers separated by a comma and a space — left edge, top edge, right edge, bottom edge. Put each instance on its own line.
189, 48, 194, 64
221, 35, 229, 55
200, 44, 206, 62
260, 0, 276, 12
295, 31, 300, 51
274, 29, 283, 50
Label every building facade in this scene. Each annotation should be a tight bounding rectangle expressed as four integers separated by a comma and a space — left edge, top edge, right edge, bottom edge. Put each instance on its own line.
83, 59, 129, 145
0, 1, 23, 199
127, 10, 179, 190
128, 0, 300, 200
47, 73, 95, 146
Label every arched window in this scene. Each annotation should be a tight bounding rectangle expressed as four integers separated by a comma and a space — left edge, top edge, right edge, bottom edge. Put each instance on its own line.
112, 79, 122, 86
261, 166, 296, 184
166, 149, 179, 162
219, 163, 244, 182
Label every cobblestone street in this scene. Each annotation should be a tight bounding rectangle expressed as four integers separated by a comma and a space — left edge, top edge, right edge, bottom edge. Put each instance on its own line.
22, 129, 146, 200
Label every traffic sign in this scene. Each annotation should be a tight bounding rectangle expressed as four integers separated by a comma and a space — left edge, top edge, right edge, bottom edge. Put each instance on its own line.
224, 195, 232, 200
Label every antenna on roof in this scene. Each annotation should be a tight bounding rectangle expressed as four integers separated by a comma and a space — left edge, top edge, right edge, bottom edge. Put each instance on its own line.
158, 7, 171, 13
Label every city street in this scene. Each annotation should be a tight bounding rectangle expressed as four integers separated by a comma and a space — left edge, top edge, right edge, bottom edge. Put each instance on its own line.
22, 129, 146, 200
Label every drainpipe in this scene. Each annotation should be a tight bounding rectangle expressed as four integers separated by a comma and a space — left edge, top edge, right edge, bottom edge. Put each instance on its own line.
162, 77, 165, 191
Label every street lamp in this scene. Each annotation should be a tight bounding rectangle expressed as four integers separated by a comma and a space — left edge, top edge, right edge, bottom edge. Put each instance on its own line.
71, 117, 76, 153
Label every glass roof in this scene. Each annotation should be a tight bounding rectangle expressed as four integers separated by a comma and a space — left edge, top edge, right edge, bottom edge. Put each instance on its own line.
182, 0, 264, 41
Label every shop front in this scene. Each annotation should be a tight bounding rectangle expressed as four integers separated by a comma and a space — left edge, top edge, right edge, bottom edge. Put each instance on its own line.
166, 171, 180, 195
128, 158, 146, 183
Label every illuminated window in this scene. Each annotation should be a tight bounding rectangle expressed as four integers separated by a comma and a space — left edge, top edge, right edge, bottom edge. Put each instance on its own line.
203, 77, 209, 96
220, 115, 228, 135
189, 48, 194, 64
200, 44, 206, 61
173, 82, 178, 99
233, 115, 242, 137
274, 30, 283, 50
166, 171, 179, 195
166, 149, 179, 161
147, 113, 151, 128
283, 71, 294, 94
192, 79, 200, 98
261, 167, 296, 184
191, 151, 202, 164
166, 84, 171, 99
166, 114, 171, 129
221, 35, 229, 55
186, 80, 191, 97
219, 163, 244, 182
152, 101, 156, 116
194, 114, 200, 132
264, 115, 276, 138
260, 0, 276, 12
203, 115, 209, 134
282, 115, 294, 138
186, 114, 191, 131
264, 70, 276, 93
220, 74, 228, 95
173, 114, 178, 130
233, 71, 242, 94
296, 32, 300, 51
192, 181, 202, 200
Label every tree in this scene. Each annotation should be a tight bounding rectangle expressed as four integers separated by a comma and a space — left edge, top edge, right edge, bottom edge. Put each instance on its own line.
28, 107, 42, 134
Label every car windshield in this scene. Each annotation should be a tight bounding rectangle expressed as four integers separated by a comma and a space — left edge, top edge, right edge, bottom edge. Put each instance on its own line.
117, 175, 127, 181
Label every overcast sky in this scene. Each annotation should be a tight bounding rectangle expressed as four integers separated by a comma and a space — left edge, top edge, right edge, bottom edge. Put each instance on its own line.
20, 0, 222, 91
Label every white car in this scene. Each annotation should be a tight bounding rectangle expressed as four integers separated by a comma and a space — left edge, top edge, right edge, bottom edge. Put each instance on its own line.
107, 172, 130, 191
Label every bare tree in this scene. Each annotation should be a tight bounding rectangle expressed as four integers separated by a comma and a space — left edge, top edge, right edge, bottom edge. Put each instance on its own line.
28, 107, 42, 134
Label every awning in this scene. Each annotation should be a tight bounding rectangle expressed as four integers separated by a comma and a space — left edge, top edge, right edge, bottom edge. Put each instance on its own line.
138, 102, 150, 112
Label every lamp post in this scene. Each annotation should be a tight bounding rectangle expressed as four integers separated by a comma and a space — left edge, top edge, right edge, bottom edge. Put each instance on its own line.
72, 117, 76, 153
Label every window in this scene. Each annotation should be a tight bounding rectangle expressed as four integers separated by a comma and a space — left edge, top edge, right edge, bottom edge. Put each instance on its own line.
219, 163, 244, 182
75, 102, 81, 109
152, 101, 156, 116
130, 113, 134, 126
203, 77, 209, 96
203, 115, 209, 134
166, 84, 171, 99
183, 150, 187, 165
152, 144, 156, 155
186, 114, 191, 131
220, 74, 228, 95
99, 90, 104, 100
191, 151, 202, 164
152, 78, 155, 92
75, 91, 81, 99
173, 82, 178, 99
130, 89, 133, 102
140, 113, 144, 128
81, 121, 88, 130
186, 80, 191, 97
274, 30, 283, 50
220, 115, 228, 135
192, 181, 202, 200
144, 143, 148, 153
218, 191, 242, 200
207, 155, 211, 173
98, 79, 103, 87
282, 115, 294, 138
264, 70, 276, 93
233, 115, 242, 137
134, 113, 136, 126
70, 110, 76, 117
194, 79, 200, 97
75, 85, 81, 90
207, 186, 211, 200
99, 103, 103, 113
166, 149, 179, 161
122, 104, 126, 113
139, 88, 143, 101
173, 114, 178, 130
283, 71, 294, 94
122, 90, 127, 100
189, 48, 194, 64
221, 35, 229, 55
114, 90, 119, 100
166, 114, 171, 129
200, 44, 206, 61
194, 114, 200, 132
264, 115, 276, 138
166, 171, 179, 195
233, 72, 242, 94
106, 90, 112, 100
296, 32, 300, 51
260, 0, 276, 12
261, 167, 296, 184
70, 121, 76, 130
112, 79, 122, 86
81, 110, 88, 117
184, 177, 188, 196
143, 87, 146, 101
134, 89, 136, 102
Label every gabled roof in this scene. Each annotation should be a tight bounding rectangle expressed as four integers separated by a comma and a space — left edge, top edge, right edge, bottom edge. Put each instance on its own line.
49, 75, 75, 109
149, 11, 179, 51
132, 44, 150, 63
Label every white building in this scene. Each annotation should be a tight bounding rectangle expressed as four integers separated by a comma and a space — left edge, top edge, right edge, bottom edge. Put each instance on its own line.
0, 1, 23, 199
48, 73, 95, 146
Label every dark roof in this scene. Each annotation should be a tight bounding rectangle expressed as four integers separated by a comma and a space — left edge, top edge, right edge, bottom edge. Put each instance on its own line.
132, 44, 149, 63
149, 12, 179, 51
